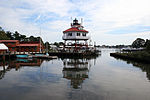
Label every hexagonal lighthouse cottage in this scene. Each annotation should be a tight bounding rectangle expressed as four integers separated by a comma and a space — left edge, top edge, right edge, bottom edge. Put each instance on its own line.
62, 18, 91, 52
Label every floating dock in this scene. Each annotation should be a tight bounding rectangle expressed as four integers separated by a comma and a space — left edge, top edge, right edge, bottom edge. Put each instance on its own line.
49, 52, 100, 57
0, 54, 16, 61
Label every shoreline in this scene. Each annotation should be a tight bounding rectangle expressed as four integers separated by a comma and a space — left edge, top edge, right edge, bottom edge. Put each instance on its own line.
110, 51, 150, 63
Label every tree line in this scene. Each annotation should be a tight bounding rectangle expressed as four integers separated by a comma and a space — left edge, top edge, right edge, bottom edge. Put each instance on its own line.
0, 26, 43, 42
0, 26, 64, 50
1, 26, 150, 50
132, 38, 150, 51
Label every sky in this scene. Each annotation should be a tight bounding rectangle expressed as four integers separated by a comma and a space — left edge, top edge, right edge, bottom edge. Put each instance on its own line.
0, 0, 150, 45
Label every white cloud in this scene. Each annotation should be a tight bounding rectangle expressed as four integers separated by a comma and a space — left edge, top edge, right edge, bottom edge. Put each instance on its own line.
0, 0, 150, 45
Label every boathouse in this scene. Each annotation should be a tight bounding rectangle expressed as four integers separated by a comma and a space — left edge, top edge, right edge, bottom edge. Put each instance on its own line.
17, 41, 45, 52
0, 40, 19, 52
0, 40, 45, 53
0, 43, 8, 54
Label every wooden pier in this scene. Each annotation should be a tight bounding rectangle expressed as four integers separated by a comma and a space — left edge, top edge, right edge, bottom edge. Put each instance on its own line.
0, 53, 16, 61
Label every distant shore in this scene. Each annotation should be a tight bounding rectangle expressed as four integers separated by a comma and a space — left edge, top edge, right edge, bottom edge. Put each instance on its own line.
110, 51, 150, 63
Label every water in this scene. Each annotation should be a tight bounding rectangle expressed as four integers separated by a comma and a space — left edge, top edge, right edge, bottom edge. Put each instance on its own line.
0, 49, 150, 100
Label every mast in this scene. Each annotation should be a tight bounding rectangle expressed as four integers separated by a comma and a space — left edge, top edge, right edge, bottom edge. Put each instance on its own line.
81, 18, 83, 26
40, 27, 41, 53
40, 37, 41, 53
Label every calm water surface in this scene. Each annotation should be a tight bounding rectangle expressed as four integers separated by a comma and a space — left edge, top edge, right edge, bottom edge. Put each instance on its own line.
0, 49, 150, 100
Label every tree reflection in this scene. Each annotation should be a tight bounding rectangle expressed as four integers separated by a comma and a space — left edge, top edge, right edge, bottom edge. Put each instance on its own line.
112, 56, 150, 81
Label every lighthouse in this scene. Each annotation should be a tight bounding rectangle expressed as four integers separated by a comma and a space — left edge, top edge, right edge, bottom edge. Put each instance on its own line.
62, 18, 90, 52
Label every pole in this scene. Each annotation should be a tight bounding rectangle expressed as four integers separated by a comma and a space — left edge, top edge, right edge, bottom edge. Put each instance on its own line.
94, 41, 96, 51
81, 18, 83, 26
64, 40, 66, 51
40, 37, 41, 53
75, 40, 77, 52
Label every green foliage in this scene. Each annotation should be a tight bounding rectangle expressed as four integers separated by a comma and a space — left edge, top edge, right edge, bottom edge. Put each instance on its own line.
132, 38, 145, 48
145, 40, 150, 52
0, 26, 44, 43
117, 51, 150, 62
0, 26, 2, 31
53, 42, 59, 47
0, 27, 9, 40
20, 35, 26, 41
13, 31, 20, 40
6, 31, 14, 40
115, 45, 126, 48
53, 42, 64, 47
45, 42, 51, 52
0, 32, 9, 40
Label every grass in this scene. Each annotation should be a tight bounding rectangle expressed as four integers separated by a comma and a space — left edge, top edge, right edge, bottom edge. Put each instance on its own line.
110, 51, 150, 63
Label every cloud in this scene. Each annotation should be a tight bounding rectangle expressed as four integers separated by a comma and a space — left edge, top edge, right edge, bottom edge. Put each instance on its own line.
0, 0, 150, 45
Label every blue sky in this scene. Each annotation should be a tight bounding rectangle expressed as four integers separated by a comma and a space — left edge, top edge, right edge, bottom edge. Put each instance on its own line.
0, 0, 150, 45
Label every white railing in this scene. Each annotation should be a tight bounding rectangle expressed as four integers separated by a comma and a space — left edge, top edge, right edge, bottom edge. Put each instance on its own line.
62, 35, 90, 40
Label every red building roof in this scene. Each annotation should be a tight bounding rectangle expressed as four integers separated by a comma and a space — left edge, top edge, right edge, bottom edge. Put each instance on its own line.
17, 44, 39, 47
63, 27, 88, 33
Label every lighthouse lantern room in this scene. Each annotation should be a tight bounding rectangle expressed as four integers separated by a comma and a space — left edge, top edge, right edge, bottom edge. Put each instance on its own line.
62, 18, 90, 52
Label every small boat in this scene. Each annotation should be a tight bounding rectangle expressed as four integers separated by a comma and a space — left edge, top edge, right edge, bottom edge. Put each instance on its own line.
16, 54, 29, 59
32, 53, 57, 59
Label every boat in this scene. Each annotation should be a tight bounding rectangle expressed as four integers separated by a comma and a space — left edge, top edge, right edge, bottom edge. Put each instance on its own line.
16, 54, 29, 59
16, 54, 33, 59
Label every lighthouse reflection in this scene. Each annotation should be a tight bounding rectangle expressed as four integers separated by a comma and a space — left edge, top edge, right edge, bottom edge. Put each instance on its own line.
62, 57, 94, 89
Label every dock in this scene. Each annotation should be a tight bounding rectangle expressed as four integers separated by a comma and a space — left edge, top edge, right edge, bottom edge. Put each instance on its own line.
0, 53, 16, 61
49, 51, 99, 57
32, 55, 57, 59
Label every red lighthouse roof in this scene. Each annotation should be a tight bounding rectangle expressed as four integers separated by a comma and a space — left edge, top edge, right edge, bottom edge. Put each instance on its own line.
63, 27, 88, 33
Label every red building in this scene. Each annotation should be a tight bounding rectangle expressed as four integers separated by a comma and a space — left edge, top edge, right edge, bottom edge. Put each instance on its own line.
0, 40, 19, 52
0, 40, 45, 53
17, 41, 45, 52
0, 43, 8, 54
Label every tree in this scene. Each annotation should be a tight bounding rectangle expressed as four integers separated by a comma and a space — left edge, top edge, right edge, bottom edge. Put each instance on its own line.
145, 40, 150, 51
132, 38, 145, 48
59, 42, 64, 45
45, 42, 50, 52
0, 27, 9, 40
0, 32, 9, 40
53, 42, 59, 47
29, 36, 35, 41
13, 31, 20, 40
6, 31, 14, 40
0, 26, 3, 31
20, 35, 26, 41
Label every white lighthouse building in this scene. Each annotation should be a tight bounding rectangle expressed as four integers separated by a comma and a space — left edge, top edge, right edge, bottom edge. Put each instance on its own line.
62, 18, 90, 52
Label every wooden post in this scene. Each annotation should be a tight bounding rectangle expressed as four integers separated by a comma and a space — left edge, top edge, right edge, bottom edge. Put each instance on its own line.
2, 51, 5, 62
64, 40, 66, 51
9, 51, 10, 59
75, 40, 77, 52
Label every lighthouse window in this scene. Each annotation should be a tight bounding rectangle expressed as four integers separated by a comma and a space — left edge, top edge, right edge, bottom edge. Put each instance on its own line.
77, 33, 80, 36
68, 33, 72, 36
82, 33, 86, 36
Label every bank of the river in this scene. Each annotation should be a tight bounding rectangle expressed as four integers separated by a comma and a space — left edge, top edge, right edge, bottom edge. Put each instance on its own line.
110, 51, 150, 63
1, 49, 150, 100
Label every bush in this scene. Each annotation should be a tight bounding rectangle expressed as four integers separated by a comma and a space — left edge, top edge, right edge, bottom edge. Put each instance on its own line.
146, 40, 150, 52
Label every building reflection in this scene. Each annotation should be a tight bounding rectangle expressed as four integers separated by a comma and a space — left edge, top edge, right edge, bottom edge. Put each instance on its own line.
62, 57, 96, 89
0, 58, 43, 79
